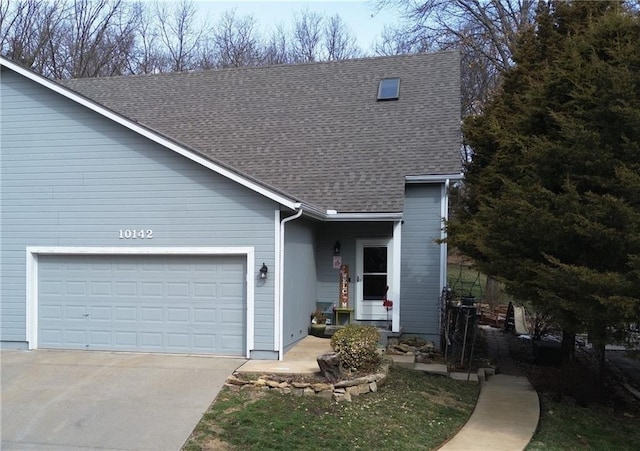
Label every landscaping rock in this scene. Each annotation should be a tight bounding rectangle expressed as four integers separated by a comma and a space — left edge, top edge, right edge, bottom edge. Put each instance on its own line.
358, 383, 371, 395
334, 379, 361, 388
346, 386, 360, 397
333, 390, 351, 403
312, 383, 333, 392
223, 361, 390, 403
226, 376, 248, 386
317, 352, 342, 382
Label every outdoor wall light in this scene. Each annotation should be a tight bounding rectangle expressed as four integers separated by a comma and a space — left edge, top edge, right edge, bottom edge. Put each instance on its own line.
259, 263, 268, 280
333, 241, 341, 255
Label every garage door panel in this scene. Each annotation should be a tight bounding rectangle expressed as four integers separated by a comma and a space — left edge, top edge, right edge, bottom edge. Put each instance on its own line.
89, 330, 111, 344
141, 332, 163, 347
40, 329, 62, 344
38, 254, 246, 355
141, 307, 163, 322
66, 329, 87, 345
116, 282, 137, 295
90, 306, 111, 320
194, 283, 216, 297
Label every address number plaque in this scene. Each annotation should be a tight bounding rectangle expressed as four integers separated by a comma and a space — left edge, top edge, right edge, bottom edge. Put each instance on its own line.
118, 229, 154, 239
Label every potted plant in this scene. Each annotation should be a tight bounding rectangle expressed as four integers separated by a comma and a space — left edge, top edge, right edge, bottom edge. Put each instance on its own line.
310, 310, 327, 337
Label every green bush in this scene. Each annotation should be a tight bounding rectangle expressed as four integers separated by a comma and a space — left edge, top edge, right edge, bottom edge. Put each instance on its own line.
330, 325, 380, 373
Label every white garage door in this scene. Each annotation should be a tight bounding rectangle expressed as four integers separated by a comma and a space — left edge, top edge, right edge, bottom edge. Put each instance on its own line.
38, 254, 246, 355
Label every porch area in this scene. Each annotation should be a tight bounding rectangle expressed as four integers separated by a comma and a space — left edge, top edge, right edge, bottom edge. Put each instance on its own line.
236, 326, 403, 376
237, 335, 332, 375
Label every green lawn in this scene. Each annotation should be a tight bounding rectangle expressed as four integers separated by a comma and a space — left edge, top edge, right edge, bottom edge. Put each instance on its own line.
527, 394, 640, 450
183, 367, 479, 451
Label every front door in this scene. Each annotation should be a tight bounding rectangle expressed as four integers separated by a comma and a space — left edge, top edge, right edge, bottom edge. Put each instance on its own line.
356, 239, 392, 320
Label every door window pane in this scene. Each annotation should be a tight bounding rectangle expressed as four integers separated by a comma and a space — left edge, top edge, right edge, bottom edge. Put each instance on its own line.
363, 275, 387, 300
363, 247, 387, 273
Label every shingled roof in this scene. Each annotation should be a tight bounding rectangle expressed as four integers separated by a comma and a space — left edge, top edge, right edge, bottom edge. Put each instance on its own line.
62, 51, 461, 214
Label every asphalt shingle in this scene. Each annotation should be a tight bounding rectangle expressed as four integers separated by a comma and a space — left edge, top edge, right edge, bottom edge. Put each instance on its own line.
62, 51, 462, 213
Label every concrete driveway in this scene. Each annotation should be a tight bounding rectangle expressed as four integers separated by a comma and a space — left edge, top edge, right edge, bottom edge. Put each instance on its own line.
1, 350, 245, 450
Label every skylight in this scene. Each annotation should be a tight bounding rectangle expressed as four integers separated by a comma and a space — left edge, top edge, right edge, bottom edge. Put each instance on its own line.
377, 78, 400, 100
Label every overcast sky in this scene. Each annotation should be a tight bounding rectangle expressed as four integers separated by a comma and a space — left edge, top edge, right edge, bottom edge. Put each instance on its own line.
189, 0, 402, 53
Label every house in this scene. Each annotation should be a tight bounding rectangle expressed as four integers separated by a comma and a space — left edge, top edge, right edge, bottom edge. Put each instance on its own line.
0, 52, 462, 359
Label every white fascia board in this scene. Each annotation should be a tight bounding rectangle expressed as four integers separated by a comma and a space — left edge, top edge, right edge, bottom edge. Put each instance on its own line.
27, 246, 254, 255
1, 58, 297, 211
405, 173, 464, 183
323, 212, 403, 222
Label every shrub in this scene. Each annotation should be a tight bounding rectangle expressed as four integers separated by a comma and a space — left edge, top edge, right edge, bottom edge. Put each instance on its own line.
330, 325, 380, 373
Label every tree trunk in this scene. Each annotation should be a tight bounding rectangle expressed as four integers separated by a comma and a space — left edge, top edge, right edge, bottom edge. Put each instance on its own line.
561, 326, 576, 364
589, 324, 607, 386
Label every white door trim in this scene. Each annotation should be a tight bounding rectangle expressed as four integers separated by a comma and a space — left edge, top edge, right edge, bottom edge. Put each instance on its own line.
355, 238, 393, 321
25, 246, 255, 358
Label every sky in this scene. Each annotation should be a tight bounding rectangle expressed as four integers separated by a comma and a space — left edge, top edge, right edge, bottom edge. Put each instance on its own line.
189, 0, 403, 53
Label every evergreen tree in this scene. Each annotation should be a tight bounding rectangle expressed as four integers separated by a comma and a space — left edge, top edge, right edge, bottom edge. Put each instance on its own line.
450, 0, 640, 381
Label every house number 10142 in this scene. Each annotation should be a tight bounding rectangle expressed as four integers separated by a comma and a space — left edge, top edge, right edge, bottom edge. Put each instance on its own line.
119, 229, 153, 239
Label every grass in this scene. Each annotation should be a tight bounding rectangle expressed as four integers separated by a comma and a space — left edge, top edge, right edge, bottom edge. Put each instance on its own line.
504, 334, 640, 450
182, 367, 479, 451
527, 395, 640, 450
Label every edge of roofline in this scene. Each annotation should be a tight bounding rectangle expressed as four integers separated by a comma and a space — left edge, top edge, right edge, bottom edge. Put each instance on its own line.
324, 212, 403, 222
1, 57, 299, 211
405, 173, 464, 183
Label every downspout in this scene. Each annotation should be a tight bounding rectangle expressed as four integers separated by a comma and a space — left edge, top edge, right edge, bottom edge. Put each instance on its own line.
439, 179, 451, 336
277, 207, 304, 360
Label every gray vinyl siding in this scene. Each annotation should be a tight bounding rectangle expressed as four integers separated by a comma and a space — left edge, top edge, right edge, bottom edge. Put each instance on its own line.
316, 222, 392, 307
0, 67, 277, 351
400, 184, 443, 342
282, 218, 317, 349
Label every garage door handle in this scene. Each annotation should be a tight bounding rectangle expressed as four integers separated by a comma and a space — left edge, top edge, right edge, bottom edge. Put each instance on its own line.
83, 314, 89, 317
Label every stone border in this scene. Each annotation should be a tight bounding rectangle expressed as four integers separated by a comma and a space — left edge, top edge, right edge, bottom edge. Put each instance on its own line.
224, 363, 390, 403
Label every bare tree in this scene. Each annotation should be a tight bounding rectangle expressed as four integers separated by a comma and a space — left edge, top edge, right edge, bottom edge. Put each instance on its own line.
51, 0, 140, 78
210, 9, 261, 68
127, 1, 165, 74
290, 8, 323, 62
0, 0, 67, 75
376, 0, 538, 114
323, 14, 360, 60
373, 24, 432, 55
155, 0, 207, 72
262, 23, 291, 65
2, 1, 367, 77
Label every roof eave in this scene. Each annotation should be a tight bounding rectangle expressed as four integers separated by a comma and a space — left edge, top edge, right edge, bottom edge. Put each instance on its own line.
323, 212, 403, 222
405, 173, 464, 183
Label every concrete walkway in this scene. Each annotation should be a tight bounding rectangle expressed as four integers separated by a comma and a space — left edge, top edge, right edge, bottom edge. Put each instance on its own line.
438, 327, 540, 451
236, 335, 332, 375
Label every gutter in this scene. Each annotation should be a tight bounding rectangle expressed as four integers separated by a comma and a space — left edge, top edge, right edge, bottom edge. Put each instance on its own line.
276, 206, 304, 360
405, 173, 464, 183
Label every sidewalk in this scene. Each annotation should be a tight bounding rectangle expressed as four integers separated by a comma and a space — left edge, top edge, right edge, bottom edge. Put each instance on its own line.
438, 327, 540, 451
